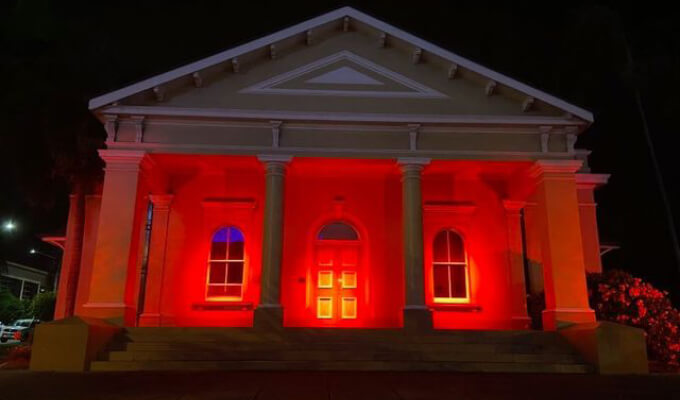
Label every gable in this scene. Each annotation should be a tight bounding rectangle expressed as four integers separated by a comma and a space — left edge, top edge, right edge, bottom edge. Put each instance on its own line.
124, 32, 561, 118
89, 7, 592, 124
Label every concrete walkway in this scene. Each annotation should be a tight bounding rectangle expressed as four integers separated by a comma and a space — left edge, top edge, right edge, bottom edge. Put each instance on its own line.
0, 370, 678, 399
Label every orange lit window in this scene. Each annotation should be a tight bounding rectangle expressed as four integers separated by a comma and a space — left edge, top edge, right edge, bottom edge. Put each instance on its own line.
432, 230, 469, 303
341, 297, 357, 319
317, 297, 333, 319
318, 271, 333, 288
207, 227, 245, 300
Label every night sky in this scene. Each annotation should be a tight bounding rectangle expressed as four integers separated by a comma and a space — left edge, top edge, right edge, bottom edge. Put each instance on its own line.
1, 1, 679, 303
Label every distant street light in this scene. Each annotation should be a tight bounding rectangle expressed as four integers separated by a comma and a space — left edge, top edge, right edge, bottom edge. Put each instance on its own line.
29, 248, 59, 291
3, 220, 16, 232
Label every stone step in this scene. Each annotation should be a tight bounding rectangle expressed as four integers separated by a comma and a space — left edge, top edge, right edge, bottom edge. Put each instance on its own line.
90, 359, 593, 373
105, 348, 581, 364
120, 341, 575, 355
122, 330, 566, 346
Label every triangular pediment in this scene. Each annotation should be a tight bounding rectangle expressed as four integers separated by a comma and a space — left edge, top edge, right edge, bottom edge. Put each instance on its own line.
89, 7, 593, 124
240, 51, 446, 99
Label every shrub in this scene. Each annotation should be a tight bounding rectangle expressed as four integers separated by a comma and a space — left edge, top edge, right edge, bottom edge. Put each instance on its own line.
525, 270, 680, 370
0, 289, 28, 324
587, 270, 680, 369
29, 291, 56, 321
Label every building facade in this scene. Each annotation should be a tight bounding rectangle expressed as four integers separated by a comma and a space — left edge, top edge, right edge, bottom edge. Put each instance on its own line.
1, 261, 49, 301
55, 7, 609, 334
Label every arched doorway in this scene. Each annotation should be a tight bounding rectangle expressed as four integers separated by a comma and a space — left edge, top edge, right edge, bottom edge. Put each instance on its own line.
312, 222, 362, 325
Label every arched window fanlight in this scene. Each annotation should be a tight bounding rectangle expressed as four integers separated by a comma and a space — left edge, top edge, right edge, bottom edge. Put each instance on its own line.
207, 226, 245, 299
317, 222, 359, 241
432, 230, 469, 302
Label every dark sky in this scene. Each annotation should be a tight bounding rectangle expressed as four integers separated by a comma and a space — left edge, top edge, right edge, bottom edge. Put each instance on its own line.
1, 1, 679, 302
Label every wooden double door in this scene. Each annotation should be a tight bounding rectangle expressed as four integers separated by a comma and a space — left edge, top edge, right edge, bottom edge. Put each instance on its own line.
312, 240, 362, 325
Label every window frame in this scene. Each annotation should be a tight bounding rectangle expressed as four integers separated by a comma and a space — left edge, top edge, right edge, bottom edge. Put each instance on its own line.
432, 229, 471, 304
205, 226, 246, 302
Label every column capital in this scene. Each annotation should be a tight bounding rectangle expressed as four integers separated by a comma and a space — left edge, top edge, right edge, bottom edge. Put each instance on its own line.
98, 149, 146, 172
397, 157, 430, 167
257, 154, 293, 164
398, 158, 430, 177
575, 173, 610, 190
149, 194, 174, 210
528, 159, 582, 179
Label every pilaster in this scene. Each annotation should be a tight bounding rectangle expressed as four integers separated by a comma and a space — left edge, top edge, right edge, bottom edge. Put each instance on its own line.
139, 194, 174, 327
82, 150, 146, 324
529, 160, 595, 330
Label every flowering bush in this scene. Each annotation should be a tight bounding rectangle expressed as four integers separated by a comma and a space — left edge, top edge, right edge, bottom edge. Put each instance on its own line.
587, 270, 680, 369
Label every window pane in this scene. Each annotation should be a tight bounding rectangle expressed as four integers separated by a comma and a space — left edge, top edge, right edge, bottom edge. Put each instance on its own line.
210, 241, 227, 260
448, 232, 465, 263
433, 265, 450, 298
225, 285, 241, 297
0, 276, 22, 298
209, 262, 227, 284
318, 222, 358, 240
21, 282, 39, 301
228, 227, 244, 241
207, 285, 228, 297
227, 262, 244, 284
228, 240, 244, 260
450, 265, 467, 298
433, 231, 449, 262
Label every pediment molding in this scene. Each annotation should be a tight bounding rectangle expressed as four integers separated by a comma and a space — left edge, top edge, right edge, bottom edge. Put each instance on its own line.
240, 51, 447, 99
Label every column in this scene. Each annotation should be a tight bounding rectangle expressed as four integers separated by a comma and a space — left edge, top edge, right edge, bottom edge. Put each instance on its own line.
82, 150, 145, 324
54, 193, 85, 319
398, 157, 432, 331
253, 154, 291, 329
502, 200, 531, 329
529, 160, 595, 330
139, 194, 173, 327
575, 174, 609, 274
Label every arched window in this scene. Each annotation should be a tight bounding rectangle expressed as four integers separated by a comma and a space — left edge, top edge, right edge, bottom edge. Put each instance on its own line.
207, 227, 245, 300
432, 230, 469, 302
317, 222, 359, 241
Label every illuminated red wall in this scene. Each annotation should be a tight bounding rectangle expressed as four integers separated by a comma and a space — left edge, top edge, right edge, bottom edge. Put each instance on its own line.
422, 161, 529, 329
73, 155, 534, 330
150, 155, 264, 327
281, 158, 403, 328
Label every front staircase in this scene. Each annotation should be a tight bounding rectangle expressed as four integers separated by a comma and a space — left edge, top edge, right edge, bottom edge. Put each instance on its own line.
90, 328, 592, 373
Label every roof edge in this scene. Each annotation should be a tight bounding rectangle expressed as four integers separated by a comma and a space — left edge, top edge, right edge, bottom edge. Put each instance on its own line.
89, 6, 594, 122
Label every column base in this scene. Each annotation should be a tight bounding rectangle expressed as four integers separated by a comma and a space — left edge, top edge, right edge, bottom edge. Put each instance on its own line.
542, 308, 596, 331
80, 302, 131, 326
253, 304, 284, 331
403, 306, 432, 332
511, 316, 532, 330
